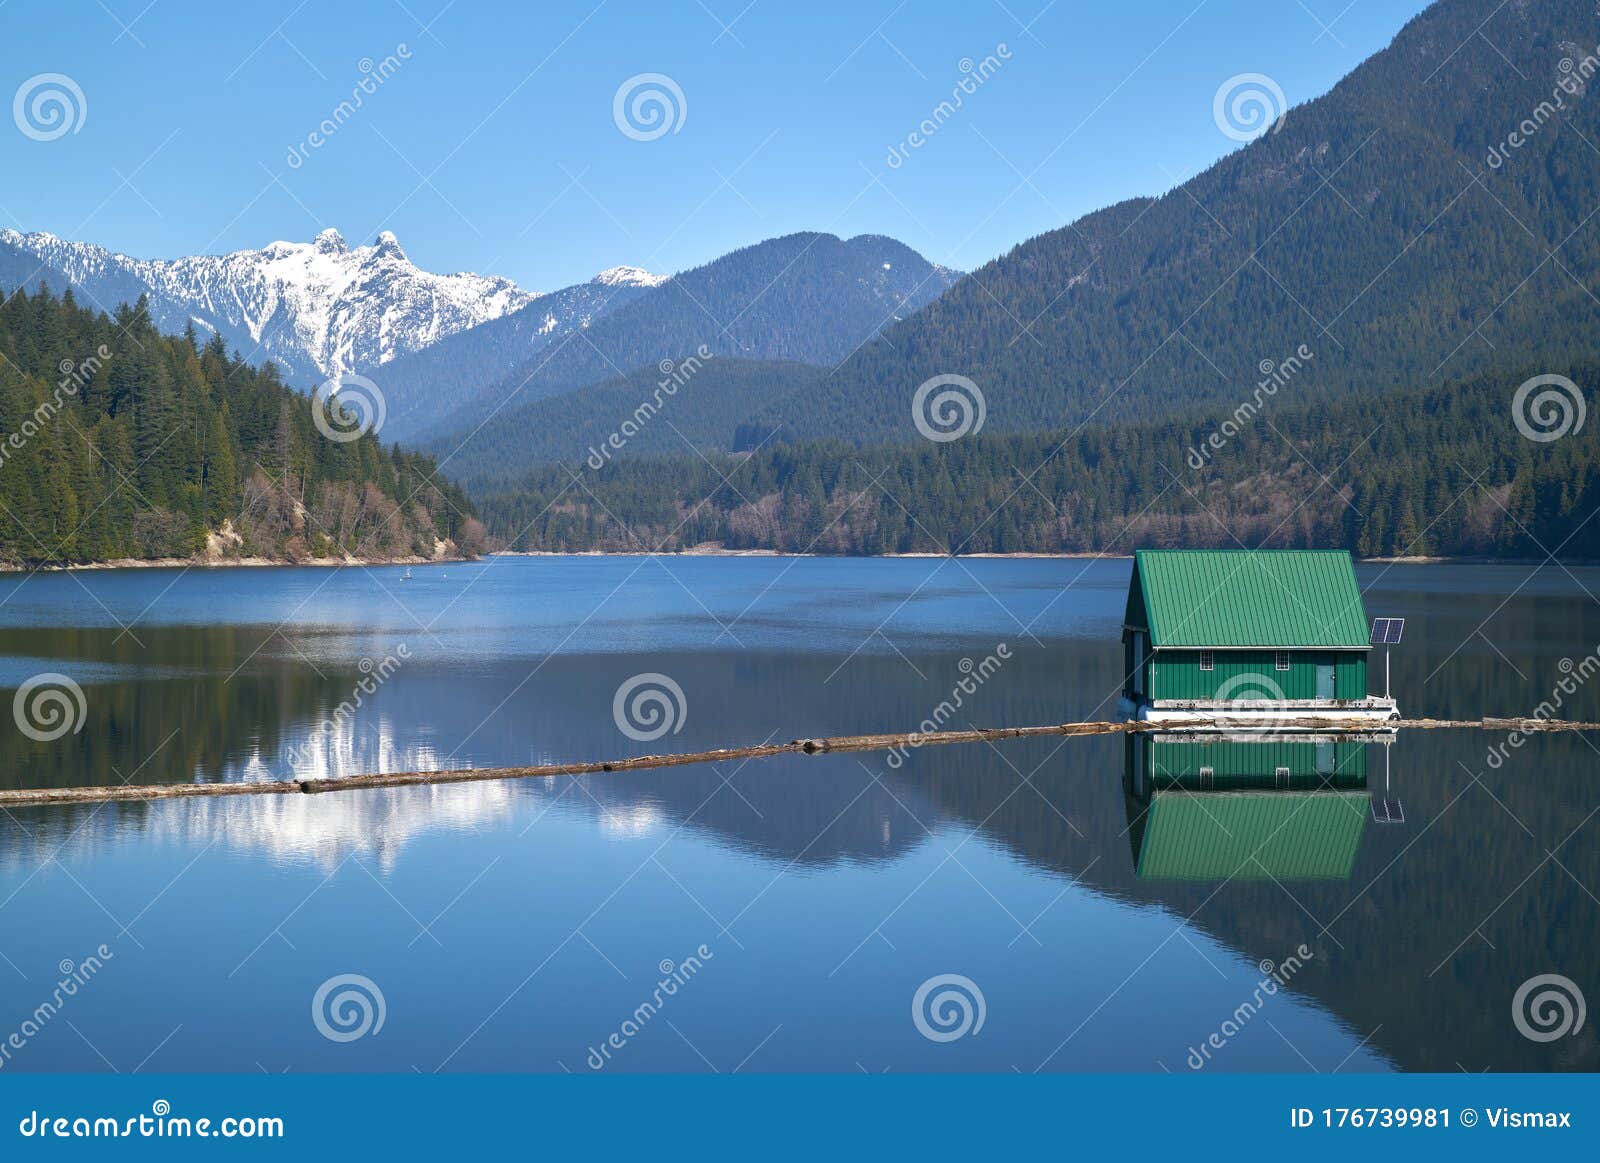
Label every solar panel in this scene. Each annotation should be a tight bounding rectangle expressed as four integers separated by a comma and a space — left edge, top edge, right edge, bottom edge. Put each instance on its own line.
1369, 617, 1405, 645
1370, 796, 1405, 824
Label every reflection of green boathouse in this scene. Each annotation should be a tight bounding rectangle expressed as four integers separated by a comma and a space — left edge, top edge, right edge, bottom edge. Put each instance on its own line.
1124, 735, 1370, 881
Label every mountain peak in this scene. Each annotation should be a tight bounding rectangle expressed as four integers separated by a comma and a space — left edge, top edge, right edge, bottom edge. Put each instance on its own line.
314, 227, 347, 255
373, 230, 406, 260
591, 264, 668, 288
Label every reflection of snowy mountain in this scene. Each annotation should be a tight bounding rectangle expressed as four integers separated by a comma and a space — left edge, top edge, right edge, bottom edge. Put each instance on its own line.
0, 775, 531, 875
165, 779, 522, 873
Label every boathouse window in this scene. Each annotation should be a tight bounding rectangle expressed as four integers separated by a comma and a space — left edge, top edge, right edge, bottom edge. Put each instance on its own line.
1275, 651, 1289, 671
1199, 650, 1214, 671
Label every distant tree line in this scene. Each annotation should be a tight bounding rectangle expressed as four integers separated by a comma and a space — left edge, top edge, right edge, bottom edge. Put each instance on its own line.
473, 360, 1600, 560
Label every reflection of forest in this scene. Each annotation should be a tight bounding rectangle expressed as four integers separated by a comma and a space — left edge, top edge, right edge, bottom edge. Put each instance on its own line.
3, 616, 1597, 1073
0, 624, 359, 793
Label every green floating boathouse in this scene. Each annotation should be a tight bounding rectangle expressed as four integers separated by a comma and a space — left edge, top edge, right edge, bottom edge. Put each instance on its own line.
1119, 549, 1398, 726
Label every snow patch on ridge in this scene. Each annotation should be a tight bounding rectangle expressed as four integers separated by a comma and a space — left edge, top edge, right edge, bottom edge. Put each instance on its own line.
591, 264, 669, 288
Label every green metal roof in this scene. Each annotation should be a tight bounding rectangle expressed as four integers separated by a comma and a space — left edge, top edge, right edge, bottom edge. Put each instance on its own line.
1131, 549, 1369, 648
1132, 791, 1368, 881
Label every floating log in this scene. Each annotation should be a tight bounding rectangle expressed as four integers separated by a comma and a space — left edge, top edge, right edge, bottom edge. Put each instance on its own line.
1, 715, 1595, 809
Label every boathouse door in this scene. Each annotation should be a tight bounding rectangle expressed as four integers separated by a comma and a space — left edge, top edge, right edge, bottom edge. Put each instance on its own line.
1315, 660, 1336, 700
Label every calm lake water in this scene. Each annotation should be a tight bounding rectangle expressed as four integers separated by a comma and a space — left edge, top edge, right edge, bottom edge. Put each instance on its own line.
0, 555, 1596, 1073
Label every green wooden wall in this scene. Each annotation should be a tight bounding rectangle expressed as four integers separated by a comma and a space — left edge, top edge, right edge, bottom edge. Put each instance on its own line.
1142, 648, 1366, 701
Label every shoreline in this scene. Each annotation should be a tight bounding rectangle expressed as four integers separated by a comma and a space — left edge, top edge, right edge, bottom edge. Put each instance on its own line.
0, 554, 474, 574
2, 550, 1592, 573
490, 550, 1594, 565
488, 548, 1129, 560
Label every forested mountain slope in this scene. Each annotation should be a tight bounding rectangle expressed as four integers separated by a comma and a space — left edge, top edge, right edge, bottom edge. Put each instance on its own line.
727, 0, 1600, 447
425, 232, 957, 458
473, 359, 1598, 560
0, 286, 481, 566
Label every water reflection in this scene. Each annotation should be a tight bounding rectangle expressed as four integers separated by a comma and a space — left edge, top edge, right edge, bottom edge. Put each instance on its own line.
0, 779, 523, 875
1, 558, 1597, 1074
1122, 734, 1371, 882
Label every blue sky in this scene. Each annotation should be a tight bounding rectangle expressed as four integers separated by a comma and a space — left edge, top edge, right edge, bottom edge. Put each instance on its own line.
1, 0, 1432, 290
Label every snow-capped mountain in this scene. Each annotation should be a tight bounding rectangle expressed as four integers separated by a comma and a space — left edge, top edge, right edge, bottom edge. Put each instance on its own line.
0, 227, 664, 386
1, 224, 957, 454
